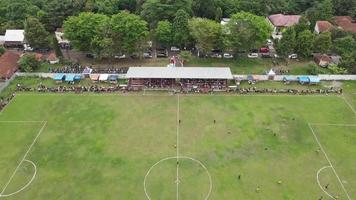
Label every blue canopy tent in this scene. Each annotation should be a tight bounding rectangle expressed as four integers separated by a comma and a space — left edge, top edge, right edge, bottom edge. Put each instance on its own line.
53, 73, 65, 81
308, 76, 320, 84
108, 75, 118, 82
74, 74, 82, 81
283, 76, 297, 82
65, 74, 76, 82
298, 76, 310, 84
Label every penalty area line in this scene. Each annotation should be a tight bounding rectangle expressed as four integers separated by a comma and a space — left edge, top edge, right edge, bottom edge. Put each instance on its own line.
308, 123, 352, 200
0, 121, 47, 196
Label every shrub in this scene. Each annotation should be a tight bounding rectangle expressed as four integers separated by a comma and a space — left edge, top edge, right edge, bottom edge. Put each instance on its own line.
18, 54, 41, 72
0, 46, 5, 56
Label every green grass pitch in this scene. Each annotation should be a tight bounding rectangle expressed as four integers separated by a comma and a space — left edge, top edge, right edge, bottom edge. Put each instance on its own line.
0, 93, 355, 199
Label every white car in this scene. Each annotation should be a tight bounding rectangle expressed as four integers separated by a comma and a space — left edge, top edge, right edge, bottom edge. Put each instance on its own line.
288, 54, 298, 59
23, 44, 33, 52
248, 53, 259, 58
267, 39, 273, 46
210, 53, 222, 58
114, 54, 126, 59
223, 53, 233, 59
143, 52, 152, 59
170, 46, 180, 52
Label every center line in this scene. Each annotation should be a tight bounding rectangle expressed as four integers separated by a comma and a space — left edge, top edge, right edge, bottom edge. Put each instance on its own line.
176, 94, 180, 200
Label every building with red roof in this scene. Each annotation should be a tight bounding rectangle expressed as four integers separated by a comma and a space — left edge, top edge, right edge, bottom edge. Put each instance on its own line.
0, 51, 20, 79
314, 21, 334, 34
267, 14, 301, 39
333, 16, 356, 33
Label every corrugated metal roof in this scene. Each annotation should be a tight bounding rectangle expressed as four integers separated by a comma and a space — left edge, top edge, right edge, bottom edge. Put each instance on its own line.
126, 67, 233, 79
4, 30, 24, 42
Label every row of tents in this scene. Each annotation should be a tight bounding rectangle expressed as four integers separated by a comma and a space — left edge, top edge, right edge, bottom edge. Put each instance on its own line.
283, 76, 321, 84
52, 73, 119, 83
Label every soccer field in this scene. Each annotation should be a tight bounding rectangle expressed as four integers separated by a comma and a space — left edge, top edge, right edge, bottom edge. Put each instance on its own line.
0, 93, 355, 199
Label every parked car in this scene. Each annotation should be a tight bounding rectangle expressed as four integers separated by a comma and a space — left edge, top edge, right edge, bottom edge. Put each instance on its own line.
157, 52, 168, 58
261, 53, 272, 58
250, 49, 258, 53
267, 39, 273, 46
143, 52, 153, 59
223, 53, 233, 59
114, 54, 126, 59
23, 44, 33, 52
210, 53, 222, 58
248, 53, 259, 58
170, 46, 180, 52
288, 54, 298, 59
86, 53, 94, 59
259, 47, 269, 53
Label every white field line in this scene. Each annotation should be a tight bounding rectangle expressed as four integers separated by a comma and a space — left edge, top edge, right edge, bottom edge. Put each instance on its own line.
14, 93, 340, 97
341, 95, 356, 115
176, 94, 180, 200
309, 123, 356, 127
0, 121, 43, 123
316, 166, 336, 200
143, 156, 212, 200
308, 123, 352, 200
0, 160, 37, 198
0, 121, 47, 196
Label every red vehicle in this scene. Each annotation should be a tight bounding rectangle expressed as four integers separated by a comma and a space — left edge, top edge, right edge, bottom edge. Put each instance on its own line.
259, 47, 269, 53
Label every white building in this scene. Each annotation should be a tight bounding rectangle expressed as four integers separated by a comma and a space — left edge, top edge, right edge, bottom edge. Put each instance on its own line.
4, 29, 25, 47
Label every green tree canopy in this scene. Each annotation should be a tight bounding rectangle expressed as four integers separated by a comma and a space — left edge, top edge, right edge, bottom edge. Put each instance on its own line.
141, 0, 192, 27
155, 20, 173, 47
173, 9, 191, 48
295, 30, 315, 58
64, 12, 110, 52
313, 32, 332, 54
188, 17, 222, 55
276, 27, 296, 56
227, 12, 273, 52
24, 16, 50, 49
111, 11, 149, 55
18, 54, 41, 72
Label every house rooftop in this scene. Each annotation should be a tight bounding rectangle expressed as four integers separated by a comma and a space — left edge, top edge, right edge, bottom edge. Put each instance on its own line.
126, 67, 233, 80
316, 21, 334, 33
333, 16, 356, 33
4, 30, 25, 42
0, 51, 20, 79
268, 14, 301, 27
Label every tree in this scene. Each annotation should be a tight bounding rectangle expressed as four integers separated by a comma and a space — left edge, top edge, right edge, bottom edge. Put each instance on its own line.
306, 0, 333, 27
173, 9, 191, 48
155, 20, 173, 47
0, 46, 5, 56
64, 12, 109, 52
215, 7, 223, 22
314, 32, 332, 53
24, 17, 50, 49
141, 0, 192, 27
276, 27, 296, 56
192, 0, 217, 19
188, 18, 222, 56
227, 12, 272, 53
18, 54, 41, 72
294, 16, 310, 35
111, 11, 149, 56
295, 30, 315, 58
334, 35, 356, 56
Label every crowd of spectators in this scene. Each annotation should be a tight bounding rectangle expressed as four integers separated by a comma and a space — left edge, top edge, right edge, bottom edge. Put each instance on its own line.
49, 64, 128, 74
0, 93, 15, 112
232, 87, 343, 95
12, 84, 343, 96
